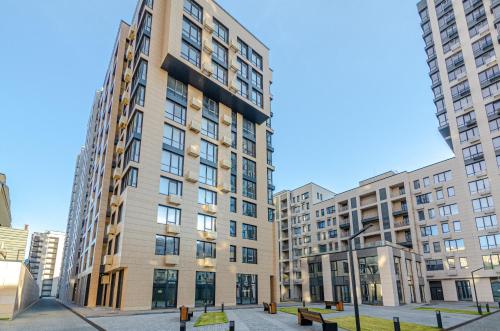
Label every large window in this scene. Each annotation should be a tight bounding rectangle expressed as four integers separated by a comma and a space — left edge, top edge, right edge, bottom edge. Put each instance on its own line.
462, 143, 483, 161
182, 17, 201, 46
183, 0, 202, 23
236, 274, 258, 305
195, 271, 215, 307
163, 124, 185, 150
243, 201, 257, 218
476, 215, 497, 230
157, 205, 181, 225
201, 117, 218, 139
152, 269, 178, 309
479, 234, 500, 249
420, 225, 438, 237
242, 247, 257, 264
165, 100, 186, 126
444, 239, 465, 252
242, 179, 256, 199
433, 170, 452, 184
213, 18, 228, 43
439, 204, 459, 217
243, 138, 256, 157
465, 160, 487, 177
161, 150, 184, 176
121, 167, 138, 191
199, 164, 217, 186
472, 196, 494, 212
201, 140, 218, 163
242, 158, 256, 179
425, 259, 444, 271
212, 61, 227, 85
198, 188, 217, 205
197, 214, 216, 232
242, 223, 257, 240
160, 176, 182, 196
196, 241, 216, 258
155, 235, 179, 255
167, 76, 187, 102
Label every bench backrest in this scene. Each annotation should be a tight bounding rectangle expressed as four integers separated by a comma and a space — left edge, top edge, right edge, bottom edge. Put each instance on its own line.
263, 302, 269, 308
324, 301, 335, 305
298, 308, 324, 323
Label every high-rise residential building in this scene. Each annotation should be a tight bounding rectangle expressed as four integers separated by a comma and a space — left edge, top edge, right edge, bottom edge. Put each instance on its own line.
0, 173, 12, 227
29, 231, 66, 297
59, 0, 276, 310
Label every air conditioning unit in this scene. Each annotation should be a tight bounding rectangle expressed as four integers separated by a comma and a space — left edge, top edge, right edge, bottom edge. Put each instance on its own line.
203, 16, 214, 33
218, 182, 230, 193
100, 275, 110, 284
112, 168, 122, 180
185, 170, 198, 183
116, 141, 125, 154
166, 223, 181, 235
198, 257, 216, 268
103, 255, 114, 265
203, 41, 213, 54
222, 114, 232, 126
128, 26, 136, 41
118, 115, 127, 129
121, 91, 130, 106
221, 135, 232, 147
202, 63, 213, 76
202, 204, 217, 214
166, 194, 182, 206
229, 39, 238, 52
220, 159, 231, 169
190, 97, 202, 110
106, 224, 117, 236
165, 255, 180, 266
126, 45, 134, 61
189, 120, 201, 133
230, 59, 238, 72
229, 81, 238, 93
202, 230, 217, 241
110, 195, 120, 207
124, 68, 132, 83
188, 144, 200, 157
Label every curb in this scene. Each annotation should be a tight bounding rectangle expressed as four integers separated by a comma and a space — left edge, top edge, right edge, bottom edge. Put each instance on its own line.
57, 300, 106, 331
445, 308, 500, 330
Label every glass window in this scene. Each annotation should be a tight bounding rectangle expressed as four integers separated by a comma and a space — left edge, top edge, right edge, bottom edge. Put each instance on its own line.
243, 201, 257, 218
230, 220, 236, 237
155, 235, 180, 255
198, 188, 217, 205
230, 245, 236, 262
242, 223, 257, 240
213, 18, 228, 43
182, 17, 201, 46
199, 164, 217, 186
201, 117, 218, 139
157, 205, 181, 225
183, 0, 202, 23
161, 150, 184, 176
250, 51, 262, 70
181, 41, 200, 67
243, 138, 256, 157
165, 100, 187, 126
163, 124, 185, 150
200, 140, 218, 163
242, 247, 257, 264
197, 214, 216, 231
159, 176, 182, 196
167, 76, 187, 102
476, 215, 498, 230
196, 241, 216, 258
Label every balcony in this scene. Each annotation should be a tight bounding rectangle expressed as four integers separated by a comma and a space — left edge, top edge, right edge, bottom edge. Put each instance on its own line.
339, 221, 351, 230
397, 240, 413, 249
361, 215, 379, 225
392, 206, 408, 217
282, 244, 289, 251
165, 255, 179, 266
394, 219, 410, 228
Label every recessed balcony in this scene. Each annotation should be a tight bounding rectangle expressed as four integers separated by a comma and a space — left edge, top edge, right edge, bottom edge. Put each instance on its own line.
361, 215, 379, 225
339, 221, 350, 230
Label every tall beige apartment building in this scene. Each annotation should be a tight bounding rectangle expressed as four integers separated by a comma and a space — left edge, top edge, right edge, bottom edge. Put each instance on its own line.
0, 173, 12, 228
29, 231, 65, 297
59, 0, 277, 310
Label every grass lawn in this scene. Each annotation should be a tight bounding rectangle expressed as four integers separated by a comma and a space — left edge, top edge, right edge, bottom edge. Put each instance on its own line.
415, 307, 487, 315
193, 312, 228, 327
327, 316, 440, 331
278, 306, 336, 315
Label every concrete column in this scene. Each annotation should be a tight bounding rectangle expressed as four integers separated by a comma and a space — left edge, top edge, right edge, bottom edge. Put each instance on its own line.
322, 255, 333, 301
377, 246, 398, 306
301, 257, 310, 303
349, 250, 362, 304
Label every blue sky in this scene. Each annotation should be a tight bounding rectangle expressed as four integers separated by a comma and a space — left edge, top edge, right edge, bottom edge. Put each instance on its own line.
0, 0, 453, 235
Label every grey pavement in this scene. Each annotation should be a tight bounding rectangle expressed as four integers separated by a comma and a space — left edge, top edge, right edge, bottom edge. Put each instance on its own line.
0, 298, 96, 331
454, 311, 500, 330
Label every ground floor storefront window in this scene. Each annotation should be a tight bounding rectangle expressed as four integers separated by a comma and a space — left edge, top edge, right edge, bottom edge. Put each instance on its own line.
236, 273, 258, 304
195, 271, 216, 306
491, 278, 500, 302
455, 280, 472, 301
152, 269, 178, 309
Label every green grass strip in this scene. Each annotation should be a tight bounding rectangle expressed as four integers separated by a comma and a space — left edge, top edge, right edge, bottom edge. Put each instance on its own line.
327, 315, 440, 331
415, 307, 487, 315
193, 312, 228, 327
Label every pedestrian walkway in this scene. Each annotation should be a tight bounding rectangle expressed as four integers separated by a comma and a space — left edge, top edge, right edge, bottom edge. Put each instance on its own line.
454, 310, 500, 331
0, 298, 97, 331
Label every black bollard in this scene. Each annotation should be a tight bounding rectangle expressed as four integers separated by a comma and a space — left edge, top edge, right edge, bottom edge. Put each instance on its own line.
393, 317, 401, 331
180, 321, 186, 331
478, 305, 483, 315
222, 303, 224, 312
302, 301, 306, 307
229, 320, 235, 331
486, 303, 490, 313
204, 303, 207, 313
436, 310, 443, 329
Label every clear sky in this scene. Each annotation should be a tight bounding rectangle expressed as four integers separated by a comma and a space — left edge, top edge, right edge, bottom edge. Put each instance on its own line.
0, 0, 453, 235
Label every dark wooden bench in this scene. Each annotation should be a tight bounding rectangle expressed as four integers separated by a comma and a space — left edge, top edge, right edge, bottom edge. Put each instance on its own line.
263, 302, 277, 314
263, 302, 270, 312
179, 305, 193, 322
324, 300, 335, 309
297, 308, 337, 331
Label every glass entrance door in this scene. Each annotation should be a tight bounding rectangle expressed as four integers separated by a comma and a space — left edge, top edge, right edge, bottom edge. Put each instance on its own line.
195, 271, 216, 306
335, 285, 350, 303
236, 274, 258, 304
491, 278, 500, 302
429, 281, 444, 300
152, 269, 178, 309
455, 280, 472, 301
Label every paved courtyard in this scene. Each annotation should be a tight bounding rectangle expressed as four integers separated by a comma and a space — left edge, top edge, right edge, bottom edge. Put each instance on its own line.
3, 298, 500, 330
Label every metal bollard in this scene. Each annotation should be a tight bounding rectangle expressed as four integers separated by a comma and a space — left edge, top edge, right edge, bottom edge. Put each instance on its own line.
222, 303, 224, 312
436, 310, 443, 329
393, 317, 401, 331
478, 305, 483, 315
204, 303, 207, 313
302, 301, 306, 307
229, 320, 235, 331
180, 321, 186, 331
486, 303, 490, 313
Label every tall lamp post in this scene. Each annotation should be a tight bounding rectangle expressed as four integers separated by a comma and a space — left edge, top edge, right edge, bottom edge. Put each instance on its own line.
471, 266, 484, 314
348, 224, 373, 331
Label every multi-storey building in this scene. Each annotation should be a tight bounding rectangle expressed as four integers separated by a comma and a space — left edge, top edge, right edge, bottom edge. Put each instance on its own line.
29, 231, 65, 297
60, 0, 277, 310
0, 173, 12, 227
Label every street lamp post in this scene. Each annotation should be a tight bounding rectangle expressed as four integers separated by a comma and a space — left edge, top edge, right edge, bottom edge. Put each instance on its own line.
348, 224, 373, 331
471, 266, 484, 314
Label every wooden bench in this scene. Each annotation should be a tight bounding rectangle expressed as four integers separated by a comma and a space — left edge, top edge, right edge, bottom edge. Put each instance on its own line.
263, 302, 270, 312
263, 302, 277, 314
179, 305, 193, 322
324, 301, 335, 309
297, 308, 337, 331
